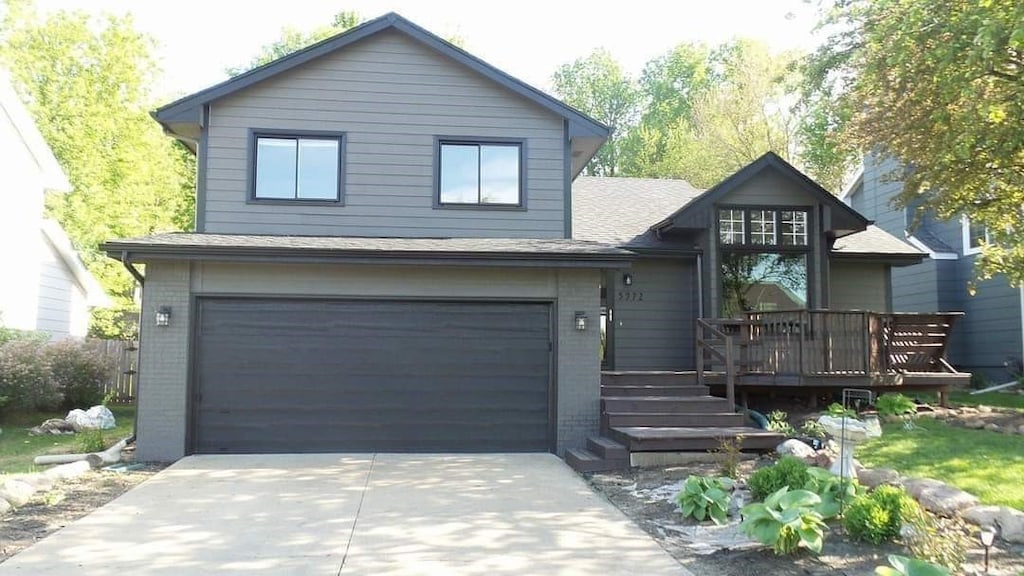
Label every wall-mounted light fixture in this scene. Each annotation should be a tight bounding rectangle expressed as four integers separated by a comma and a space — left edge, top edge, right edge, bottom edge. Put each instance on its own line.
155, 306, 172, 327
574, 311, 588, 331
623, 273, 633, 286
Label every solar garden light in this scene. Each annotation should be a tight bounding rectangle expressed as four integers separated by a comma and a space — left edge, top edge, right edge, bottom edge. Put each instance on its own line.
980, 526, 996, 573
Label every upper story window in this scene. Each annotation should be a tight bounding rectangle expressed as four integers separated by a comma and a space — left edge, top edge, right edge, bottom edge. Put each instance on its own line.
962, 215, 989, 255
719, 207, 808, 247
437, 140, 522, 207
252, 132, 343, 202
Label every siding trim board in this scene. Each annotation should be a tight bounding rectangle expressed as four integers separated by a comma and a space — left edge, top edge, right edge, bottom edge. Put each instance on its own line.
245, 128, 346, 205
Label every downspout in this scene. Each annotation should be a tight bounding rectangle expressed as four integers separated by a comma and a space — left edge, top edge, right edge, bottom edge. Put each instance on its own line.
121, 251, 145, 285
120, 250, 144, 445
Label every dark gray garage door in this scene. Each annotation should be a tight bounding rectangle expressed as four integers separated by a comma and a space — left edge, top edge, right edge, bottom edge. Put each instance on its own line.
192, 298, 552, 453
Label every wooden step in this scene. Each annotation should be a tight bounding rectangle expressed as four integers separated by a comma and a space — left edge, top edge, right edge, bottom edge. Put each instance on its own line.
565, 448, 628, 473
601, 385, 709, 398
586, 436, 628, 461
602, 396, 733, 414
607, 426, 784, 452
600, 371, 699, 386
603, 412, 744, 428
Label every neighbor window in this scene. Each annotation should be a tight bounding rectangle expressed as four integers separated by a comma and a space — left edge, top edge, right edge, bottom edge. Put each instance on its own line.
438, 141, 522, 206
253, 133, 342, 201
962, 215, 989, 255
719, 207, 809, 247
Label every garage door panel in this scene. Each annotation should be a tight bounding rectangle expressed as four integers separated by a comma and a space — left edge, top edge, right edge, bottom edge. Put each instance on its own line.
193, 298, 552, 453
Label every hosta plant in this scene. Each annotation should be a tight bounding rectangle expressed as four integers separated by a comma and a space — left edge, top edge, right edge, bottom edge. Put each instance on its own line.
740, 487, 827, 555
675, 475, 735, 525
875, 555, 950, 576
875, 393, 917, 419
803, 467, 862, 519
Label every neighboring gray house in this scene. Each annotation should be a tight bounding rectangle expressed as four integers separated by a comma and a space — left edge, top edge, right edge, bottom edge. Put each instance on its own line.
105, 13, 926, 462
844, 154, 1024, 383
0, 70, 110, 339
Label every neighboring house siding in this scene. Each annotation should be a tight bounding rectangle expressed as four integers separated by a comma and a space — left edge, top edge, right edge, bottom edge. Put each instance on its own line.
957, 262, 1023, 381
891, 260, 941, 312
830, 262, 890, 312
611, 258, 696, 371
35, 230, 85, 338
203, 30, 566, 238
136, 261, 600, 461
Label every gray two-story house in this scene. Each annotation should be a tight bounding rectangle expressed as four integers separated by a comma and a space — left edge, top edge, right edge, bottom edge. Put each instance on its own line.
845, 154, 1024, 383
107, 13, 954, 464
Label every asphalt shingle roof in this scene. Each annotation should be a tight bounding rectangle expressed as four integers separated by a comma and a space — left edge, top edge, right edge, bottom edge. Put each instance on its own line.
832, 225, 923, 256
572, 176, 704, 248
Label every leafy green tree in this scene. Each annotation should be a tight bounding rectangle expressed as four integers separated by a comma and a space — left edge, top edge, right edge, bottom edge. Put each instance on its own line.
552, 48, 639, 176
226, 11, 363, 75
806, 0, 1024, 284
0, 0, 195, 338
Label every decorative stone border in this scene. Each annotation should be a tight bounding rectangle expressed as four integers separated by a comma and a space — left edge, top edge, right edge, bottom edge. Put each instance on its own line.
0, 461, 92, 514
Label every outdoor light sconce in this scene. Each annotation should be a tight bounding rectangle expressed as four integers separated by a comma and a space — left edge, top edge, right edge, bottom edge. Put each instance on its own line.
155, 306, 172, 327
623, 273, 633, 286
980, 526, 996, 573
574, 311, 588, 331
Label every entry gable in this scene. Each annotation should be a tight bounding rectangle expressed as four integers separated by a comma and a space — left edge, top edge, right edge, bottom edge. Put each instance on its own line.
651, 152, 870, 237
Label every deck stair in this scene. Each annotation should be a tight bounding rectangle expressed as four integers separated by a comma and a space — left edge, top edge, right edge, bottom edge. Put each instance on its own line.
566, 371, 783, 473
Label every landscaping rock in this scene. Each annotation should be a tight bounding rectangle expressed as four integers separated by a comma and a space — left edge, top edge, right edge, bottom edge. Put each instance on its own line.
1018, 424, 1024, 435
0, 498, 10, 515
44, 460, 91, 480
963, 505, 1024, 544
959, 406, 979, 414
776, 439, 816, 460
964, 419, 985, 429
978, 405, 993, 413
18, 473, 56, 493
857, 467, 901, 488
0, 479, 36, 508
904, 478, 979, 516
985, 423, 1001, 431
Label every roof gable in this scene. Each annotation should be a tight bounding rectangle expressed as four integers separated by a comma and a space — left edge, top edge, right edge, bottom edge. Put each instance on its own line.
653, 152, 870, 236
0, 70, 71, 193
155, 13, 609, 145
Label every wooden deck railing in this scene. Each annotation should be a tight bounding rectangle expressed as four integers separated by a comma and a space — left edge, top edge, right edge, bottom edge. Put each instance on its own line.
698, 311, 963, 378
696, 318, 736, 407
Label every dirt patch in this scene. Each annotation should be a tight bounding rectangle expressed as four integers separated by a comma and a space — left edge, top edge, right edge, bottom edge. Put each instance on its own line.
0, 465, 163, 562
586, 462, 1024, 576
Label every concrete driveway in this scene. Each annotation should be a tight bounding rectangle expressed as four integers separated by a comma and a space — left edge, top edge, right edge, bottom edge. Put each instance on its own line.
0, 454, 688, 575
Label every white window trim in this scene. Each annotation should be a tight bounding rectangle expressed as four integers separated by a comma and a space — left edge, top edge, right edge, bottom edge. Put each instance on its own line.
961, 214, 989, 256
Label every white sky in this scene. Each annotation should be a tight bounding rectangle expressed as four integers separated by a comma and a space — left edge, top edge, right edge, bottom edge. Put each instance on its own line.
35, 0, 824, 101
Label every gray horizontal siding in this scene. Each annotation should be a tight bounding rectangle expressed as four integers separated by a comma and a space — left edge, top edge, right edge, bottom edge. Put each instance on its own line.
612, 258, 696, 371
891, 260, 940, 312
204, 30, 566, 238
830, 262, 889, 312
722, 170, 812, 207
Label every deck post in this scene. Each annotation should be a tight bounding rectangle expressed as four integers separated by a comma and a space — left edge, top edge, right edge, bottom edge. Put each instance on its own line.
725, 334, 735, 409
696, 322, 705, 388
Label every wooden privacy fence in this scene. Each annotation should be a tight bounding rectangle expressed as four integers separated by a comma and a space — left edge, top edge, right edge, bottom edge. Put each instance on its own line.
89, 339, 138, 404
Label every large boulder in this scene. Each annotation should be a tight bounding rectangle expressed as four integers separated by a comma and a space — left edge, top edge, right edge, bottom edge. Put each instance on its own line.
963, 505, 1024, 544
18, 473, 56, 493
776, 439, 816, 460
0, 479, 36, 508
903, 478, 979, 516
0, 498, 10, 516
857, 468, 901, 488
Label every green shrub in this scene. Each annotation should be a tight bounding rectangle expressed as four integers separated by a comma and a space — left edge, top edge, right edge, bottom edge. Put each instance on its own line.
844, 485, 918, 544
800, 420, 827, 439
77, 429, 106, 453
875, 555, 950, 576
749, 456, 810, 500
803, 467, 862, 519
0, 340, 61, 412
826, 402, 857, 418
711, 436, 743, 479
740, 487, 826, 555
876, 393, 917, 418
675, 475, 734, 525
45, 340, 114, 410
766, 410, 795, 436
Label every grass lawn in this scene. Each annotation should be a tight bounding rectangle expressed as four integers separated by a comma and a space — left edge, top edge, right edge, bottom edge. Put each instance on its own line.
858, 417, 1024, 510
949, 390, 1024, 410
0, 405, 135, 475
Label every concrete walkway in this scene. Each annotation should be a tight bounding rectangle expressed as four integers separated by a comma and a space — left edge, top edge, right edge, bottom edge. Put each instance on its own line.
0, 454, 689, 575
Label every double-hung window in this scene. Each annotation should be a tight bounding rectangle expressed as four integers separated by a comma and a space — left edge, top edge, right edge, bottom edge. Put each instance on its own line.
252, 132, 344, 202
437, 140, 522, 207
